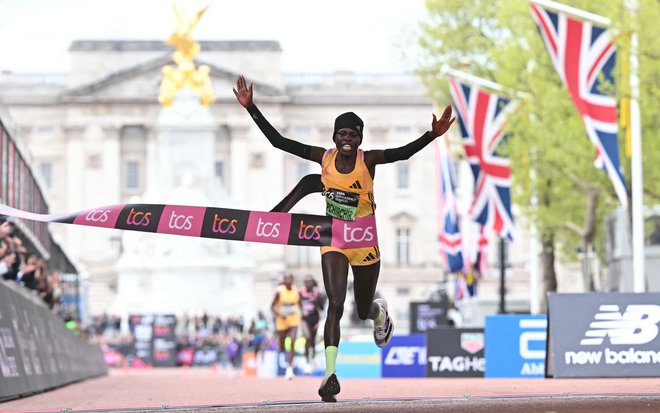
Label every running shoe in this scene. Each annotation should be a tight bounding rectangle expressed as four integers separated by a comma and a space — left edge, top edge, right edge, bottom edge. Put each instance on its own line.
285, 366, 295, 380
303, 363, 313, 374
373, 298, 393, 348
318, 373, 340, 402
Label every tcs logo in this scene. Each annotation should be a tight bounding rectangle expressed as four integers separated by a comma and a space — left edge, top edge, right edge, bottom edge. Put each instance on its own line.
343, 224, 374, 243
85, 209, 110, 223
127, 208, 151, 226
168, 210, 193, 231
256, 218, 280, 238
201, 208, 249, 240
298, 220, 321, 240
212, 214, 238, 234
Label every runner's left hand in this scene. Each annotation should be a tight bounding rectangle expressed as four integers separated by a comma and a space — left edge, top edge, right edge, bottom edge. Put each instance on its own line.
430, 105, 455, 138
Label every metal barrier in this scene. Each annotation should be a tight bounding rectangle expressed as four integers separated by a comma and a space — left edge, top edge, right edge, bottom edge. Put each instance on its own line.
0, 280, 106, 401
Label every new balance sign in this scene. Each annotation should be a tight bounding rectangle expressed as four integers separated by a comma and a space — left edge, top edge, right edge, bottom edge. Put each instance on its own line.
547, 293, 660, 377
579, 305, 660, 346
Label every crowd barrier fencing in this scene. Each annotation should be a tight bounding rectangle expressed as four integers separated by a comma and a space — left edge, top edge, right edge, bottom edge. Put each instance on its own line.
0, 280, 107, 402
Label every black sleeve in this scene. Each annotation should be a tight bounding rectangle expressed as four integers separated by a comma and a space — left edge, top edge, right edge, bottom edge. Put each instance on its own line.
246, 104, 311, 160
270, 174, 324, 213
383, 131, 435, 163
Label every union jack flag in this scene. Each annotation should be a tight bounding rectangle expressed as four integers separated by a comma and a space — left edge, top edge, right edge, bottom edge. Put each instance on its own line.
435, 136, 464, 273
448, 77, 515, 241
530, 2, 627, 206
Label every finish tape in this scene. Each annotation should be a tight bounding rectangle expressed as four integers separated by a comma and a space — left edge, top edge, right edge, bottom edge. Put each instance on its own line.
0, 203, 378, 248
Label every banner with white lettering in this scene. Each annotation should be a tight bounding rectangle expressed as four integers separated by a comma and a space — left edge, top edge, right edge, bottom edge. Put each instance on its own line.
547, 292, 660, 377
485, 314, 546, 378
128, 315, 155, 366
152, 315, 177, 368
409, 300, 449, 334
381, 334, 426, 377
426, 328, 485, 378
0, 203, 378, 249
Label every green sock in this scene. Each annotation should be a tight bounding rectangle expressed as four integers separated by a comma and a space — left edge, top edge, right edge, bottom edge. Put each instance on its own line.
374, 306, 385, 326
325, 346, 338, 377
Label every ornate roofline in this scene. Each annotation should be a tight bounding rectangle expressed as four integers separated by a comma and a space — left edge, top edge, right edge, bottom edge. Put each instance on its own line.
60, 54, 282, 98
69, 40, 282, 52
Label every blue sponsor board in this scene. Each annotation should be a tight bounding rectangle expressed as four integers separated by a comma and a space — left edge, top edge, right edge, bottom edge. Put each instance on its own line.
381, 334, 426, 377
485, 314, 547, 378
336, 342, 381, 378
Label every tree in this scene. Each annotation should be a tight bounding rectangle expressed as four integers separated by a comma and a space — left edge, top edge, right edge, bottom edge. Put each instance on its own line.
417, 0, 659, 306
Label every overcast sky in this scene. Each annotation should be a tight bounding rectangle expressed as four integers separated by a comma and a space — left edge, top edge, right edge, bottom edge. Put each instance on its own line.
0, 0, 429, 74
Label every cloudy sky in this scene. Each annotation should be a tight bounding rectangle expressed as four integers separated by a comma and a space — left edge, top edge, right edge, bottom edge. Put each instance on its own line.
0, 0, 429, 74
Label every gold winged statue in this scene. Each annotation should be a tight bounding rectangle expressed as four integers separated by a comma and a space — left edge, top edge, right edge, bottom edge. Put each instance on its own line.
159, 1, 215, 107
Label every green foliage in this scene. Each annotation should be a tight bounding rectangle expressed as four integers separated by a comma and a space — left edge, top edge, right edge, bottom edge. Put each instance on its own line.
418, 0, 659, 263
625, 0, 660, 202
418, 0, 501, 78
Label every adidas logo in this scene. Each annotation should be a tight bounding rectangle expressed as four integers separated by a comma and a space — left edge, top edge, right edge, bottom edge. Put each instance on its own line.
362, 252, 378, 262
349, 180, 362, 189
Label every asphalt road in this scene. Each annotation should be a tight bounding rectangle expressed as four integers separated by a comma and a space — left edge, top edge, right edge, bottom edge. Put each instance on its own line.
1, 368, 659, 413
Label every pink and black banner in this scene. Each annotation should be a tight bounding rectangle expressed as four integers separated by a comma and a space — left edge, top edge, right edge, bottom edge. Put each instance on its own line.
0, 203, 378, 248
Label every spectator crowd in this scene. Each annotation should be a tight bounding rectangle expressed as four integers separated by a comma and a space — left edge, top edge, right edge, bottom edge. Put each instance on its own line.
91, 312, 278, 369
0, 217, 77, 320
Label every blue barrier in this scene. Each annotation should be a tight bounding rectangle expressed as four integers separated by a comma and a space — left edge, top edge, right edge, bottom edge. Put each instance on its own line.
336, 342, 381, 378
484, 314, 546, 378
381, 334, 426, 378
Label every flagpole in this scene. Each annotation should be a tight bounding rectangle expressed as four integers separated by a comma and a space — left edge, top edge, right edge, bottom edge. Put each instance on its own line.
627, 0, 645, 292
440, 65, 529, 99
529, 224, 540, 313
498, 236, 507, 314
529, 173, 540, 314
529, 0, 610, 26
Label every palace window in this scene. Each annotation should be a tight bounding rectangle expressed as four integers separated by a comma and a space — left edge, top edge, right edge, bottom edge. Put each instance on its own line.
396, 227, 411, 266
397, 163, 410, 189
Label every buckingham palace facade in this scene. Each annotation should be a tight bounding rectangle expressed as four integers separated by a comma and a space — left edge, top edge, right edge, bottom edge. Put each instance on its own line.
0, 40, 548, 327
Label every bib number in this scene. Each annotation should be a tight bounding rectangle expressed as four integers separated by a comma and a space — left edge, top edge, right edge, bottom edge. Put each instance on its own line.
324, 188, 359, 221
280, 303, 296, 317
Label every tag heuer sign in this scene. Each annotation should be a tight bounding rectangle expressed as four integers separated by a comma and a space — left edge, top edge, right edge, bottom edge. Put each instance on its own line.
426, 328, 485, 377
460, 332, 484, 354
547, 292, 660, 378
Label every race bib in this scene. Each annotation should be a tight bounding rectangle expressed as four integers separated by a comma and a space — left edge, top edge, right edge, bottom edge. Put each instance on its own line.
324, 188, 359, 221
302, 300, 316, 314
280, 303, 297, 317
